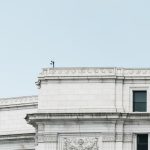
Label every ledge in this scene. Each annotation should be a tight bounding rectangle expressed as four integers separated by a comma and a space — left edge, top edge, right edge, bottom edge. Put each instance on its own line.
0, 133, 35, 142
25, 112, 150, 126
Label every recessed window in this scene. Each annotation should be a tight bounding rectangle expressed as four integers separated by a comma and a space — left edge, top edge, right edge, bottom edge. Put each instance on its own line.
133, 91, 147, 112
137, 134, 148, 150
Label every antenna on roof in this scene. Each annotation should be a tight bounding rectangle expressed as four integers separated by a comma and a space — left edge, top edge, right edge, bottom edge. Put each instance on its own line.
50, 60, 55, 68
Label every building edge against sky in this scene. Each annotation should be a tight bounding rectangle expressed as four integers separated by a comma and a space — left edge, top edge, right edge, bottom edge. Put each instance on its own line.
0, 67, 150, 150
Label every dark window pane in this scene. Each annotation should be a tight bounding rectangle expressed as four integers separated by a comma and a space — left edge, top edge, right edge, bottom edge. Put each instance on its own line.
133, 91, 147, 102
133, 91, 147, 112
137, 145, 148, 150
137, 134, 148, 143
133, 102, 146, 112
137, 134, 148, 150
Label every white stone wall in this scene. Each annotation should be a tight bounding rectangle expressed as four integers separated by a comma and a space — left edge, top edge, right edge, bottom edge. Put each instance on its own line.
38, 68, 150, 113
38, 80, 150, 113
0, 96, 38, 150
0, 141, 35, 150
0, 108, 36, 134
38, 81, 116, 112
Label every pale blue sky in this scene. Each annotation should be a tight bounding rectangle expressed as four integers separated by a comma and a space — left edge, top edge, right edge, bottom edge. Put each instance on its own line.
0, 0, 150, 97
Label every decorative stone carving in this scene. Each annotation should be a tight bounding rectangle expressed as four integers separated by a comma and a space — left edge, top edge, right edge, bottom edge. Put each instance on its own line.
116, 134, 123, 142
63, 137, 99, 150
124, 134, 133, 142
39, 68, 150, 78
45, 134, 57, 142
38, 123, 44, 132
102, 133, 115, 142
0, 95, 38, 107
123, 69, 150, 76
37, 134, 44, 143
39, 68, 115, 77
102, 133, 133, 142
37, 134, 57, 143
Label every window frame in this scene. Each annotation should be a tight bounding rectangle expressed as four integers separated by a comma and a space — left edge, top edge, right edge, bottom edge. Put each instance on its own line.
137, 134, 148, 150
129, 87, 149, 112
133, 133, 150, 150
133, 91, 147, 112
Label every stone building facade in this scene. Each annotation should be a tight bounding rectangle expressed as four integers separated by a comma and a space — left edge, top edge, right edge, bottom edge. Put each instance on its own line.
1, 67, 150, 150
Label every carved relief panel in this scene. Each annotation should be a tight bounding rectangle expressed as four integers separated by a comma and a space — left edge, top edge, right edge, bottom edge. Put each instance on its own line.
58, 134, 102, 150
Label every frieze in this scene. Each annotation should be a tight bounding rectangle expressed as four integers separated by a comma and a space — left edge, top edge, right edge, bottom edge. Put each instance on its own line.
63, 137, 99, 150
102, 133, 115, 142
124, 134, 133, 142
37, 134, 57, 143
39, 68, 150, 78
39, 68, 115, 77
0, 95, 38, 106
116, 134, 123, 142
123, 69, 150, 76
102, 133, 133, 142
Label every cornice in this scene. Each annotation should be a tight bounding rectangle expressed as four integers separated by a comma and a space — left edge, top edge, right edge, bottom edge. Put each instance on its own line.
0, 95, 38, 109
25, 112, 150, 126
37, 68, 150, 87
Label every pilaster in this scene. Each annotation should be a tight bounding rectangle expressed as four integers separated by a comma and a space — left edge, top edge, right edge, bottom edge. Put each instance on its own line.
102, 133, 115, 150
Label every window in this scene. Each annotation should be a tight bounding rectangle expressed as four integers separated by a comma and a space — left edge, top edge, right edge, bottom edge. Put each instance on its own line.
137, 134, 148, 150
133, 91, 147, 112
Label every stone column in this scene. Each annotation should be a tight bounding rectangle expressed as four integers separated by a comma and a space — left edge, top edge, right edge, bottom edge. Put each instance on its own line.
148, 134, 150, 150
115, 79, 124, 112
36, 134, 57, 150
115, 133, 123, 150
123, 134, 133, 150
35, 123, 57, 150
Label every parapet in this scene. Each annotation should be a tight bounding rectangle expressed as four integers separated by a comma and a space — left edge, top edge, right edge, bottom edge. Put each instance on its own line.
0, 95, 38, 109
37, 67, 150, 81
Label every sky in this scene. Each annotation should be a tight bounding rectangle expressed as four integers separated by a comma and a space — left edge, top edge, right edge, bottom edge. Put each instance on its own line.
0, 0, 150, 97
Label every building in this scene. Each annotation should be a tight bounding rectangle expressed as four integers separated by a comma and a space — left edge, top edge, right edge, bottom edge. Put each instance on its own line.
0, 67, 150, 150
